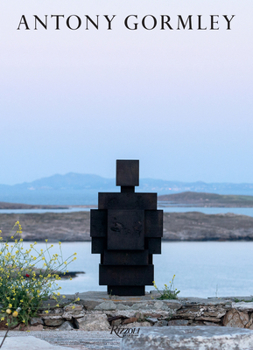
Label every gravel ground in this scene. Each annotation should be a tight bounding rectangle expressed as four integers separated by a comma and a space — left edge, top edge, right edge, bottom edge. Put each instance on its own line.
0, 330, 120, 350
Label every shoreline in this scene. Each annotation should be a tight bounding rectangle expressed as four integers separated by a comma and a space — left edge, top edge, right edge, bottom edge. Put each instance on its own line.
1, 211, 253, 242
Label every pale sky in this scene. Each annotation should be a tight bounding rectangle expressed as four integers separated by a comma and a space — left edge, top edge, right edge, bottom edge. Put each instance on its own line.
0, 0, 252, 185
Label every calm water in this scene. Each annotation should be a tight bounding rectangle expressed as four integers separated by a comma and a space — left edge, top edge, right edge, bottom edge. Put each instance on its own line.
12, 241, 253, 298
0, 208, 91, 214
1, 207, 253, 216
161, 207, 253, 216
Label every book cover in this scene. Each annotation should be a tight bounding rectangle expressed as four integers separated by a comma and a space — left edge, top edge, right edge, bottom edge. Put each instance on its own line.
0, 0, 253, 299
1, 1, 251, 189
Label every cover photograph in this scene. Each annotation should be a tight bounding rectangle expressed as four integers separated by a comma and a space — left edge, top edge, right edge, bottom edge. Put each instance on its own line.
0, 0, 253, 299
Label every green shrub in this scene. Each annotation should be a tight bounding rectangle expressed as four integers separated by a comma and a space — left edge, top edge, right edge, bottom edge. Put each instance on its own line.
153, 275, 180, 300
0, 221, 77, 327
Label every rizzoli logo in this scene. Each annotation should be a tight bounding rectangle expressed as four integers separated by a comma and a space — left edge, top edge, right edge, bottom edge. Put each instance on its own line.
110, 325, 140, 338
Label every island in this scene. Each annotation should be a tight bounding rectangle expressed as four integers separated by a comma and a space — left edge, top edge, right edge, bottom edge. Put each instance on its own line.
158, 191, 253, 207
1, 211, 253, 242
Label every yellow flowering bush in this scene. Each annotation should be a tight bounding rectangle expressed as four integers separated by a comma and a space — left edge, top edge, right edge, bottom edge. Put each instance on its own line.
153, 274, 180, 300
0, 222, 77, 327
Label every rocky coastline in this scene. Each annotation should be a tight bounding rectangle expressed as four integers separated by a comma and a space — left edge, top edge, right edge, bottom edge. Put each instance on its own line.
1, 211, 253, 242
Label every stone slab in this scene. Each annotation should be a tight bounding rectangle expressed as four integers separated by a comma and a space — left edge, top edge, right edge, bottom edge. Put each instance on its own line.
0, 331, 120, 350
232, 302, 253, 311
120, 326, 253, 350
0, 336, 76, 350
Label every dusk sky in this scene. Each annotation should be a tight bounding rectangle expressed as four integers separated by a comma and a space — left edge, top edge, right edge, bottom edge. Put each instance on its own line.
0, 0, 252, 185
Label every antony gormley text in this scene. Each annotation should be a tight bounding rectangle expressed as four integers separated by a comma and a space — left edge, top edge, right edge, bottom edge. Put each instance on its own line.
90, 160, 163, 296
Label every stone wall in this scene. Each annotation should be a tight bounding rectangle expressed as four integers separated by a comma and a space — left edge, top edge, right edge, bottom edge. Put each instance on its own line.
25, 292, 253, 331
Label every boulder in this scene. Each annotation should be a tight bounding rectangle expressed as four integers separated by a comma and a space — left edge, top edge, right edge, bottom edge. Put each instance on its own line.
94, 301, 117, 311
58, 321, 75, 330
74, 313, 110, 331
30, 317, 44, 326
111, 318, 122, 326
62, 304, 85, 320
43, 316, 65, 327
223, 309, 249, 328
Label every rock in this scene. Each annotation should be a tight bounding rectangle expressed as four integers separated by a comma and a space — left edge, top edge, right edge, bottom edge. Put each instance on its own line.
111, 319, 122, 326
30, 317, 44, 326
130, 303, 149, 310
53, 308, 64, 314
232, 302, 253, 312
204, 321, 222, 327
40, 307, 64, 316
106, 310, 137, 319
245, 313, 253, 329
43, 316, 65, 327
122, 317, 138, 325
64, 304, 83, 313
187, 320, 201, 325
223, 309, 249, 328
162, 300, 182, 310
58, 321, 75, 330
142, 313, 162, 319
145, 317, 158, 324
156, 320, 169, 327
168, 319, 189, 326
74, 313, 110, 331
108, 309, 175, 320
108, 315, 123, 326
115, 303, 130, 310
195, 317, 221, 323
135, 312, 145, 321
94, 301, 117, 310
183, 297, 229, 306
108, 315, 122, 322
130, 301, 171, 312
176, 305, 226, 321
122, 322, 151, 328
80, 299, 102, 311
154, 301, 169, 311
58, 294, 77, 301
121, 326, 253, 350
62, 304, 85, 320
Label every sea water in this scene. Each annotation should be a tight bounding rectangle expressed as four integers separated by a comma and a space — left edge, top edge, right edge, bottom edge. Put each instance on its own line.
2, 207, 253, 216
14, 241, 253, 298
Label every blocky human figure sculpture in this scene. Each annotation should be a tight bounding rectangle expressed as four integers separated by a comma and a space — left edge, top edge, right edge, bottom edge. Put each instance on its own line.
90, 160, 163, 296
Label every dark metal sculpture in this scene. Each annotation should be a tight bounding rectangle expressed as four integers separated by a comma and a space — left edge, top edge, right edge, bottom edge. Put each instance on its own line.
90, 160, 163, 296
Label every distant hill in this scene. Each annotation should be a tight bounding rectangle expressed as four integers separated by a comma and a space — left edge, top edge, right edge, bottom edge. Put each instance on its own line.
1, 173, 253, 205
159, 191, 253, 207
0, 202, 69, 210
